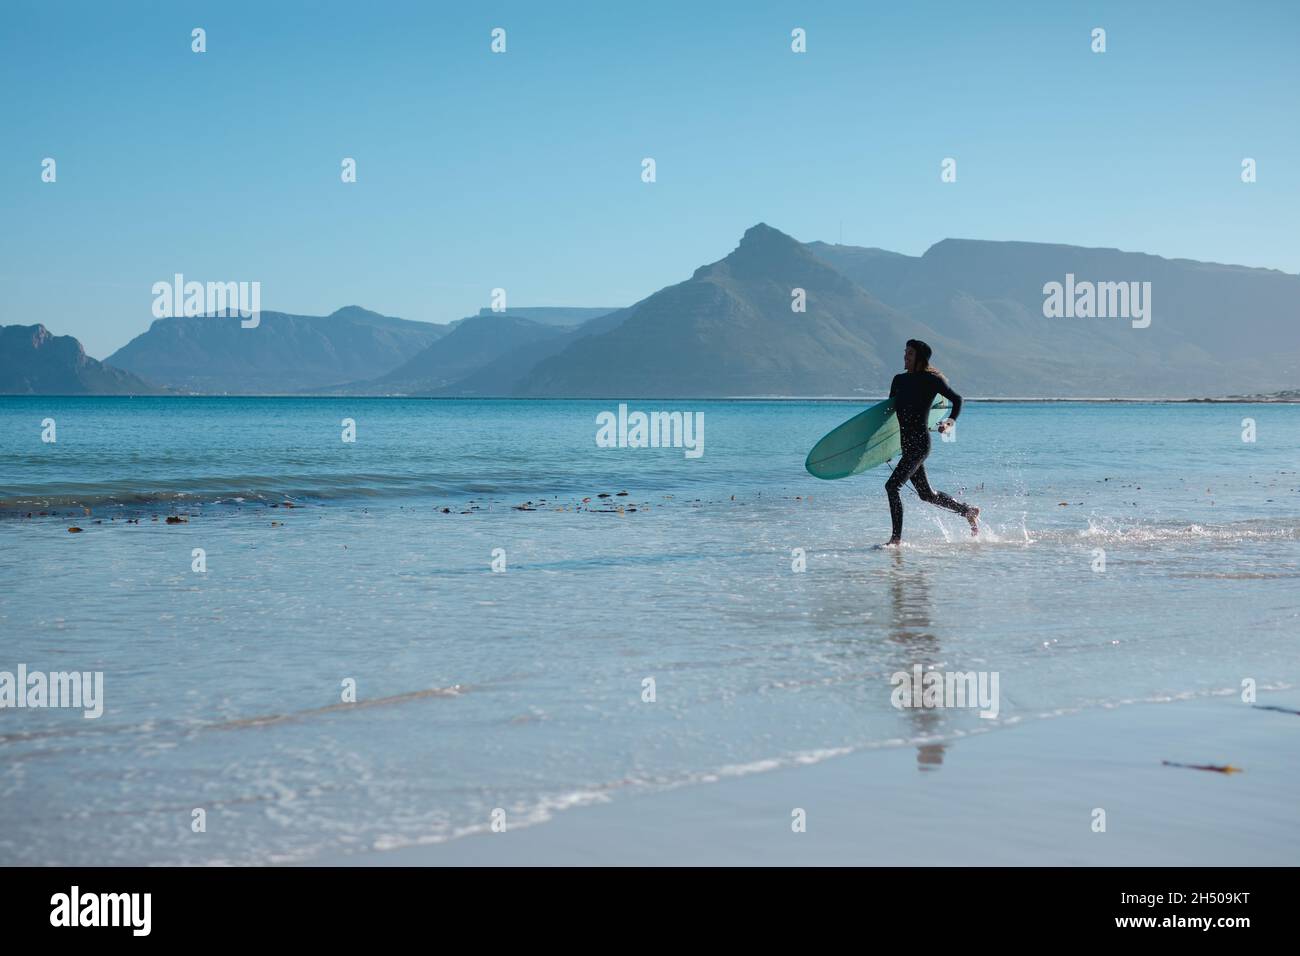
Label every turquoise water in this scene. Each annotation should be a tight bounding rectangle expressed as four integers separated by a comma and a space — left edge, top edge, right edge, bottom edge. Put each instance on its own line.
1, 397, 1297, 864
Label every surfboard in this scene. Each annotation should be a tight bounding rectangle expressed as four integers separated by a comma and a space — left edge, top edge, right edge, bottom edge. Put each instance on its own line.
804, 396, 951, 480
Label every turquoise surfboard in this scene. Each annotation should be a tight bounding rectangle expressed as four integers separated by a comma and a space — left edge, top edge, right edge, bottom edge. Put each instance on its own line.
804, 397, 950, 480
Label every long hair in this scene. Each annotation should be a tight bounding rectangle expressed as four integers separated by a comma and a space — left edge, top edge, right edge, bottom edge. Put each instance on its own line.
906, 338, 945, 379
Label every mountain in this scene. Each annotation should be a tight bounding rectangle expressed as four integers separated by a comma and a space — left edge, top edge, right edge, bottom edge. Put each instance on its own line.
517, 224, 1010, 397
515, 226, 1300, 397
846, 238, 1300, 396
105, 306, 446, 394
802, 242, 915, 305
1, 324, 162, 395
344, 313, 570, 395
469, 306, 619, 328
421, 308, 630, 396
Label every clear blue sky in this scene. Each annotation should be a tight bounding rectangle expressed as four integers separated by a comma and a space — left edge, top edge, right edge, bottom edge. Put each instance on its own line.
2, 0, 1297, 358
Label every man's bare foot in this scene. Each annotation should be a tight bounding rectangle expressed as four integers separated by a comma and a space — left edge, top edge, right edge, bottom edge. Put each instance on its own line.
966, 506, 980, 536
881, 537, 901, 547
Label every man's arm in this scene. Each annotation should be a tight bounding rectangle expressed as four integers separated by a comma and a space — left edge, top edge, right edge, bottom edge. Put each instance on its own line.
933, 375, 963, 422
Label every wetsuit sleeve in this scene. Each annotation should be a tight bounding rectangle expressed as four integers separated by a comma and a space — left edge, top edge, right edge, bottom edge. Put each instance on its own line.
933, 374, 963, 422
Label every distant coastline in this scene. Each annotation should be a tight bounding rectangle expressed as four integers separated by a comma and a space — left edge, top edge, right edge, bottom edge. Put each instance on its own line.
4, 392, 1299, 403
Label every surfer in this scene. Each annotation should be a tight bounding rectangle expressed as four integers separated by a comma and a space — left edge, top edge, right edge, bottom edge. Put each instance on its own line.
883, 339, 979, 545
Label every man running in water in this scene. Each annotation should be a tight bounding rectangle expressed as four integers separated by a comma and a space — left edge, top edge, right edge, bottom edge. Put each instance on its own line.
883, 339, 980, 546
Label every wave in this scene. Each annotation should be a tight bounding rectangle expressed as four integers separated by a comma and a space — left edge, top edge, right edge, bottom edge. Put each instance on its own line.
1067, 517, 1300, 544
0, 684, 468, 746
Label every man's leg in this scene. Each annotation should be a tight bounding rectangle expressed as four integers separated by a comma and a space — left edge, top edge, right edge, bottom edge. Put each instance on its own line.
884, 450, 926, 542
910, 465, 980, 534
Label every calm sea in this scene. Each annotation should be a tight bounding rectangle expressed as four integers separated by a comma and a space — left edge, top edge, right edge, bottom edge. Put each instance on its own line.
1, 397, 1297, 863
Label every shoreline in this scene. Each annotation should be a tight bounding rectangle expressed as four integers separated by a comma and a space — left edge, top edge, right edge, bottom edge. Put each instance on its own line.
3, 394, 1298, 403
325, 690, 1300, 866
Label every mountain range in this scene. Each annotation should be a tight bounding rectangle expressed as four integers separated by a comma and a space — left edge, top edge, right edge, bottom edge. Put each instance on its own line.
104, 306, 446, 394
4, 225, 1298, 397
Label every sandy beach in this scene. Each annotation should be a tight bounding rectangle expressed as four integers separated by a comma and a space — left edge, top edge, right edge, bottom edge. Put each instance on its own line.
334, 690, 1300, 866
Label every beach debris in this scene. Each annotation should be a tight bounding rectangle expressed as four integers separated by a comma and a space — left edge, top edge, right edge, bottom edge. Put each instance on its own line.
67, 527, 82, 533
1161, 760, 1242, 774
1253, 704, 1300, 716
165, 516, 187, 524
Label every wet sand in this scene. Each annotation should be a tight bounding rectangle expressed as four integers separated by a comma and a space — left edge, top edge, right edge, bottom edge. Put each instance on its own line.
330, 690, 1300, 866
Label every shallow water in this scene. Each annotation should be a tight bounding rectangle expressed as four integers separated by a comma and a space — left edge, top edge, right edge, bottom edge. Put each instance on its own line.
1, 397, 1297, 863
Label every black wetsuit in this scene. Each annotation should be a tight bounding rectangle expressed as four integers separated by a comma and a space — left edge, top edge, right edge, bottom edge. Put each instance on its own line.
885, 370, 974, 539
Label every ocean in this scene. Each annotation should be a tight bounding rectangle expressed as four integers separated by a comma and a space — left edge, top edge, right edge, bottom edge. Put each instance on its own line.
1, 396, 1297, 864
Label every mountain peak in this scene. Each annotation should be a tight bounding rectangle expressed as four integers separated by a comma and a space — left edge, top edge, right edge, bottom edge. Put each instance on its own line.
328, 305, 385, 320
1, 324, 157, 395
693, 223, 816, 282
24, 323, 52, 346
737, 222, 801, 252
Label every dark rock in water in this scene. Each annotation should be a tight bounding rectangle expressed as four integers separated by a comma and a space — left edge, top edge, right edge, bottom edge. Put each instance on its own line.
597, 493, 611, 498
616, 491, 629, 496
441, 507, 451, 514
166, 516, 187, 524
1161, 760, 1242, 774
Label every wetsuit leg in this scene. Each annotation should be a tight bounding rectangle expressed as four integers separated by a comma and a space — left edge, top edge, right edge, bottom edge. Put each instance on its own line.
910, 463, 974, 518
885, 441, 929, 539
